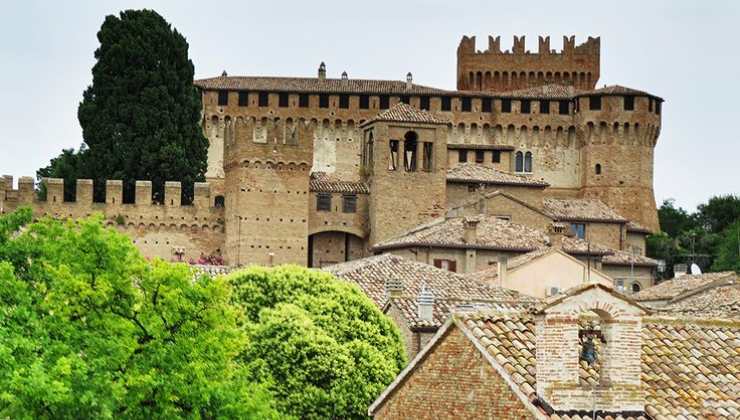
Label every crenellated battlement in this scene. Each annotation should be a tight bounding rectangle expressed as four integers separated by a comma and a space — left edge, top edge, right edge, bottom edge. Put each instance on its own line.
457, 35, 600, 57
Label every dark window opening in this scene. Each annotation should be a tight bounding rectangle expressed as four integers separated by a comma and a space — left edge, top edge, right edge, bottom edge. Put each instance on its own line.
238, 91, 248, 107
319, 94, 329, 108
492, 150, 501, 163
475, 150, 485, 163
524, 151, 533, 173
214, 195, 225, 208
623, 95, 634, 111
388, 140, 399, 170
359, 95, 370, 109
482, 97, 492, 113
539, 100, 550, 114
648, 98, 654, 112
342, 194, 357, 213
279, 93, 289, 107
461, 97, 472, 112
631, 282, 641, 293
595, 163, 602, 175
379, 95, 390, 109
589, 96, 601, 110
299, 94, 309, 107
571, 223, 586, 239
400, 95, 410, 105
655, 101, 661, 115
317, 193, 331, 211
218, 90, 229, 106
403, 131, 418, 172
502, 98, 512, 113
520, 100, 531, 114
433, 259, 457, 272
441, 96, 451, 111
423, 142, 433, 171
515, 151, 523, 172
559, 100, 569, 115
258, 92, 269, 107
419, 96, 430, 110
458, 149, 468, 163
339, 94, 349, 109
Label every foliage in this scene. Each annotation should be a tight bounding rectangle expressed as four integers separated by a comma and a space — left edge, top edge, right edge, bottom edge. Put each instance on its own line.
656, 199, 696, 238
696, 195, 740, 234
227, 265, 407, 419
36, 145, 90, 202
0, 209, 281, 419
38, 9, 208, 204
711, 219, 740, 272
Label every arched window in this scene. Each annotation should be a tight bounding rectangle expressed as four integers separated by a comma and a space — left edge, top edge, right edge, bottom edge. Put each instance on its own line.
515, 151, 524, 172
214, 195, 225, 208
631, 282, 641, 293
524, 152, 533, 173
595, 163, 602, 175
403, 131, 418, 172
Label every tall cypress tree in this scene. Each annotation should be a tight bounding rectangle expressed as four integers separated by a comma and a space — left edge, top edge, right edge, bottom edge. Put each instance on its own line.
77, 9, 207, 203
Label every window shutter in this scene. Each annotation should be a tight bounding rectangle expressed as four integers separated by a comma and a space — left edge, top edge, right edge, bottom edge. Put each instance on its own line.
449, 261, 457, 272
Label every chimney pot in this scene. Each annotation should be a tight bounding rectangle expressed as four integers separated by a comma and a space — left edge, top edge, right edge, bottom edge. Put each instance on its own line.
385, 277, 404, 298
318, 62, 326, 80
417, 283, 434, 322
341, 71, 348, 81
406, 72, 413, 90
463, 217, 480, 244
497, 255, 508, 287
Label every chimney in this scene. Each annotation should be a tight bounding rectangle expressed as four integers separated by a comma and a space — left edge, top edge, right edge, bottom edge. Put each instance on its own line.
547, 222, 573, 249
341, 71, 348, 81
497, 255, 508, 287
221, 70, 228, 77
384, 277, 404, 298
417, 283, 434, 322
463, 217, 479, 244
406, 72, 413, 90
318, 62, 326, 80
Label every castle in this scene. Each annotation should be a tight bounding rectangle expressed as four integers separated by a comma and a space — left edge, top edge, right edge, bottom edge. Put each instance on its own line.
0, 35, 663, 288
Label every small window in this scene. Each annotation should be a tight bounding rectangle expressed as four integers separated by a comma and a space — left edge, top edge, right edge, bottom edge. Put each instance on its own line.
423, 142, 433, 171
214, 195, 225, 208
458, 149, 468, 163
388, 140, 399, 170
433, 259, 457, 273
339, 94, 349, 109
615, 279, 625, 292
481, 98, 492, 113
631, 282, 642, 293
218, 90, 229, 106
571, 223, 586, 239
299, 94, 310, 108
524, 151, 533, 173
595, 163, 602, 175
475, 150, 484, 163
419, 96, 430, 110
359, 95, 370, 109
648, 98, 654, 112
317, 193, 331, 211
461, 97, 472, 112
558, 100, 569, 115
655, 101, 661, 115
258, 92, 269, 107
441, 96, 451, 111
520, 100, 531, 114
238, 91, 249, 107
400, 95, 410, 105
539, 100, 550, 114
515, 151, 523, 172
623, 95, 634, 111
278, 93, 289, 107
342, 194, 357, 213
319, 94, 329, 108
379, 95, 390, 109
492, 150, 501, 163
501, 98, 512, 113
589, 96, 601, 111
403, 131, 418, 172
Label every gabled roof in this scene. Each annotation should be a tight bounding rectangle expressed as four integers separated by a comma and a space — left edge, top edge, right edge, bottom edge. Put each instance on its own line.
601, 249, 659, 267
579, 84, 664, 101
543, 198, 627, 223
447, 163, 550, 187
661, 283, 740, 319
631, 272, 737, 302
626, 221, 652, 234
533, 282, 650, 315
309, 172, 369, 194
500, 84, 579, 99
360, 102, 448, 126
447, 189, 554, 221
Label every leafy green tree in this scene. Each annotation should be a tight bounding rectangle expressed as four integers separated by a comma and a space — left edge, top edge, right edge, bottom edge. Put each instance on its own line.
657, 199, 696, 237
227, 266, 407, 419
712, 219, 740, 272
0, 209, 281, 419
696, 194, 740, 234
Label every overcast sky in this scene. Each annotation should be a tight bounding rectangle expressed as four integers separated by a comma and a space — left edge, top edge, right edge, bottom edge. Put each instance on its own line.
1, 0, 737, 210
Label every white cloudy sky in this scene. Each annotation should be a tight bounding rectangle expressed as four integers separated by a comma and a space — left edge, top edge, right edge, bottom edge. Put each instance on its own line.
1, 0, 737, 210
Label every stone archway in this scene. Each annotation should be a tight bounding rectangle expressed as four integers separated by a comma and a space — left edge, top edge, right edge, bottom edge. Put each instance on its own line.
308, 230, 366, 268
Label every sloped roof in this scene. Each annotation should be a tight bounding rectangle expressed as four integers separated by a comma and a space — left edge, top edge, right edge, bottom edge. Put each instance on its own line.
661, 283, 740, 319
447, 163, 550, 187
309, 172, 369, 194
579, 84, 662, 101
500, 84, 579, 99
544, 198, 627, 223
602, 249, 659, 267
631, 272, 737, 302
626, 221, 653, 234
360, 102, 448, 126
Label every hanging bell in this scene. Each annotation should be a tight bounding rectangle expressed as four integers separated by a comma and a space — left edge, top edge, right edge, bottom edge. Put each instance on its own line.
580, 336, 597, 365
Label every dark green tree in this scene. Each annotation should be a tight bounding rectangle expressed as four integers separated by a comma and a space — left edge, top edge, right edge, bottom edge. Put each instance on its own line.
656, 199, 696, 237
696, 194, 740, 234
36, 144, 90, 202
711, 219, 740, 272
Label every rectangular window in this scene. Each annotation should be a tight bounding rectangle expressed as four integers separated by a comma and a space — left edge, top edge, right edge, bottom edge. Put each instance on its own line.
655, 101, 661, 115
433, 259, 457, 272
590, 96, 601, 110
419, 96, 430, 110
441, 96, 451, 111
520, 100, 531, 114
238, 91, 248, 107
648, 98, 654, 112
492, 150, 501, 163
359, 95, 370, 109
423, 142, 433, 171
317, 193, 331, 212
258, 92, 269, 107
339, 94, 349, 109
319, 94, 329, 108
501, 98, 512, 113
481, 97, 492, 113
218, 90, 229, 106
388, 140, 399, 170
400, 95, 410, 105
342, 194, 357, 213
475, 150, 485, 163
571, 223, 586, 239
623, 95, 634, 111
278, 92, 289, 107
299, 94, 309, 108
461, 97, 472, 112
458, 149, 468, 163
379, 95, 390, 109
558, 100, 569, 115
539, 100, 550, 114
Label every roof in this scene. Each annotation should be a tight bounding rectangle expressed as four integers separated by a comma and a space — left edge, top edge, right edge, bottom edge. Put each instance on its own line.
626, 221, 653, 234
447, 163, 550, 187
661, 283, 740, 319
602, 249, 659, 267
631, 271, 737, 302
579, 84, 663, 101
543, 198, 627, 223
360, 102, 448, 126
309, 172, 369, 194
500, 84, 579, 99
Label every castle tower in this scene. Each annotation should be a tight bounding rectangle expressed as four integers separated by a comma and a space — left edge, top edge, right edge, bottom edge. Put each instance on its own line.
222, 115, 314, 266
456, 35, 600, 92
360, 103, 449, 246
575, 87, 663, 232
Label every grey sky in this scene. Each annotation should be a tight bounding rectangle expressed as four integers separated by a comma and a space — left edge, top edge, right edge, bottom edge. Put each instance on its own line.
1, 0, 737, 210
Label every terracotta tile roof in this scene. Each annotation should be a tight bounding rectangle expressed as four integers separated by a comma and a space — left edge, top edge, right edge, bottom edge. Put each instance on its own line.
626, 221, 653, 234
447, 163, 550, 187
500, 84, 579, 99
661, 283, 740, 319
580, 84, 656, 98
360, 102, 448, 126
194, 75, 450, 95
631, 272, 737, 302
309, 172, 369, 194
602, 249, 659, 267
544, 198, 627, 223
461, 310, 740, 419
561, 236, 613, 256
389, 296, 535, 329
